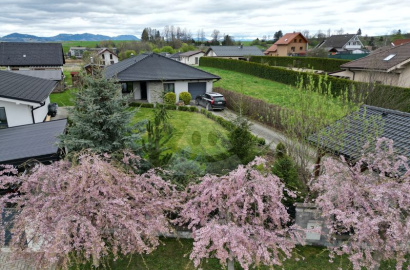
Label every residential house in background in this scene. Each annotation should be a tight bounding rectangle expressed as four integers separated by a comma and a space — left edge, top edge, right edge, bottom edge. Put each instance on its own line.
205, 45, 264, 60
169, 52, 182, 61
264, 32, 309, 56
180, 50, 204, 65
0, 70, 57, 128
316, 34, 365, 54
0, 42, 65, 90
335, 42, 410, 88
96, 48, 119, 66
392, 39, 410, 46
68, 47, 87, 58
104, 53, 220, 103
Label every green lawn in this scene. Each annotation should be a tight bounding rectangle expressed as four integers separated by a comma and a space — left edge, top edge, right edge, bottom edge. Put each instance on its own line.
131, 108, 229, 157
50, 88, 77, 107
198, 66, 353, 122
69, 238, 407, 270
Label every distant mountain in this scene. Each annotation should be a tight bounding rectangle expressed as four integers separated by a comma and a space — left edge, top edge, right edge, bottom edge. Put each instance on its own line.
0, 33, 140, 42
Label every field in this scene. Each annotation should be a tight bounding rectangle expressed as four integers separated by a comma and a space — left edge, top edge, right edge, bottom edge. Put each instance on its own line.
61, 40, 137, 53
198, 66, 352, 122
131, 108, 229, 157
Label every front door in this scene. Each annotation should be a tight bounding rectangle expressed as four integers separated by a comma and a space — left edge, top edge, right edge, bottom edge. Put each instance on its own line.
140, 82, 147, 100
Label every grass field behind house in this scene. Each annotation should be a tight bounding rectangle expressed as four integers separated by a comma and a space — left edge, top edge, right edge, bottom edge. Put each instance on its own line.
50, 88, 77, 106
198, 66, 353, 122
131, 108, 229, 157
61, 40, 137, 54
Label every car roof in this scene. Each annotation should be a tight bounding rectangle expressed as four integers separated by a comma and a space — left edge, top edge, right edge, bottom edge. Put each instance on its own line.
208, 92, 223, 96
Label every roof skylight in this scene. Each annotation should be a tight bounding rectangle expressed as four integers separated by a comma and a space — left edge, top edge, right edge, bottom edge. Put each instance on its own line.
383, 54, 396, 61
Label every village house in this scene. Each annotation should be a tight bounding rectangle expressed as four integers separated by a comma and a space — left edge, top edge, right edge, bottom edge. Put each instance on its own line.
180, 50, 204, 65
205, 45, 264, 60
316, 34, 365, 54
264, 32, 309, 56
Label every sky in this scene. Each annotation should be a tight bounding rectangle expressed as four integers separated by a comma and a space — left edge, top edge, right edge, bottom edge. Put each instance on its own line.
0, 0, 408, 39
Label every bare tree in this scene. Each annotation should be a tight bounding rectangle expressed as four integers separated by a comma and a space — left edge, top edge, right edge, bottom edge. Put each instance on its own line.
302, 30, 310, 39
336, 28, 344, 35
211, 29, 220, 42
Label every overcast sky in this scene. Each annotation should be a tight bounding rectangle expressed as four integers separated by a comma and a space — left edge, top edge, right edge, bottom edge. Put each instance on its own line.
0, 0, 408, 39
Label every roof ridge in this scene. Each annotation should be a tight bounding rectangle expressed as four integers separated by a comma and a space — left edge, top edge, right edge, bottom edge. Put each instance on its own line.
363, 105, 410, 117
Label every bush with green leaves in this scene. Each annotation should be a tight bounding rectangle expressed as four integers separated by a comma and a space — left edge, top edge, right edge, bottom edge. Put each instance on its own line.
164, 92, 176, 105
179, 92, 192, 105
178, 106, 190, 111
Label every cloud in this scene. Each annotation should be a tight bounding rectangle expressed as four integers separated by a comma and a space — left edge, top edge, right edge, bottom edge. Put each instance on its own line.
0, 0, 408, 38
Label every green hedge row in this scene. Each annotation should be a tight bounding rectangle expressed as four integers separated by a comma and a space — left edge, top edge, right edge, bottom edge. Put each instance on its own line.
200, 57, 410, 112
249, 56, 351, 72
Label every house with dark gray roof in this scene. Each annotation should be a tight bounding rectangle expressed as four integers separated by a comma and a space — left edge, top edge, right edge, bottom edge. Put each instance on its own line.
0, 42, 65, 90
104, 52, 220, 103
205, 45, 264, 59
335, 42, 410, 88
180, 50, 204, 65
316, 34, 364, 53
309, 105, 410, 163
0, 119, 67, 166
0, 70, 57, 128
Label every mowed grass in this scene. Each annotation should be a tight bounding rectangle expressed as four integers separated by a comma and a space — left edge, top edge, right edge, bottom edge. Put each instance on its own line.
50, 88, 77, 107
69, 238, 407, 270
198, 66, 352, 122
131, 108, 229, 157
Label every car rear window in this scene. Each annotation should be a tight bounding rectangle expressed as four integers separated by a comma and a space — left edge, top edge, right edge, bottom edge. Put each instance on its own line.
213, 96, 224, 101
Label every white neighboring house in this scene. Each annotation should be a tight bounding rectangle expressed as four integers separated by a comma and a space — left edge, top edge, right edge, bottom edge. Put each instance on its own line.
97, 48, 119, 66
104, 52, 220, 103
316, 34, 364, 53
0, 70, 57, 128
68, 47, 87, 58
180, 50, 204, 65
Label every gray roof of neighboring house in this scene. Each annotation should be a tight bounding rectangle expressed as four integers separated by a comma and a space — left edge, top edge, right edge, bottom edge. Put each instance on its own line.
104, 53, 220, 82
180, 50, 204, 57
169, 52, 182, 60
206, 46, 264, 57
308, 105, 410, 161
340, 42, 410, 71
0, 119, 67, 165
0, 42, 65, 66
317, 34, 356, 50
11, 70, 63, 81
0, 70, 57, 103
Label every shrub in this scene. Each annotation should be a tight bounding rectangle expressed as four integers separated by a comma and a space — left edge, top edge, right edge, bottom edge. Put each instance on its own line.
164, 92, 176, 105
178, 106, 190, 111
129, 102, 154, 108
189, 106, 198, 112
164, 104, 177, 110
272, 144, 301, 192
179, 92, 192, 105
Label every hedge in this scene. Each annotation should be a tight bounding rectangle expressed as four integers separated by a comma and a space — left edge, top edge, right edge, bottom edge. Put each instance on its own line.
129, 102, 154, 108
249, 56, 351, 73
199, 57, 410, 112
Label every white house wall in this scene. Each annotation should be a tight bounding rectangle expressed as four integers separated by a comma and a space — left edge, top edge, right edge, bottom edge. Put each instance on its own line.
133, 82, 141, 100
181, 53, 205, 65
398, 66, 410, 88
0, 98, 49, 127
100, 51, 119, 66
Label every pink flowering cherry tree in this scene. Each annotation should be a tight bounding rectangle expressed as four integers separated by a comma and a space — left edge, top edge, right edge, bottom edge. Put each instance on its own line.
179, 157, 303, 270
311, 138, 410, 270
0, 152, 178, 269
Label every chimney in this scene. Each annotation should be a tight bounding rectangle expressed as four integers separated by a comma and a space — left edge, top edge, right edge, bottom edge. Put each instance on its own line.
240, 44, 243, 49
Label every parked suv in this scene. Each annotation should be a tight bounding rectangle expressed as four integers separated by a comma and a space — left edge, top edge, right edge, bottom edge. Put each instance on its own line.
195, 92, 226, 111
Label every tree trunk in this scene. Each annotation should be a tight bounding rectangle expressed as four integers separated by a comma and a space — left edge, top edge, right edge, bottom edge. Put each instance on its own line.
227, 259, 235, 270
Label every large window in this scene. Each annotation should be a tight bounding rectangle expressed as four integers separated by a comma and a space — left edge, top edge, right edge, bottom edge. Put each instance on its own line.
163, 83, 175, 93
122, 82, 133, 93
0, 107, 8, 129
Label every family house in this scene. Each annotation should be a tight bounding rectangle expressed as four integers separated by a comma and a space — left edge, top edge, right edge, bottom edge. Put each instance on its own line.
97, 48, 119, 66
68, 47, 87, 58
180, 50, 204, 65
0, 42, 65, 90
0, 70, 57, 128
316, 34, 364, 54
336, 42, 410, 88
205, 45, 264, 60
104, 52, 220, 103
264, 32, 308, 56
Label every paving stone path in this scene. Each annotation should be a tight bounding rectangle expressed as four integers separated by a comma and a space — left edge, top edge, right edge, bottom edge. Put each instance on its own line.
0, 250, 36, 270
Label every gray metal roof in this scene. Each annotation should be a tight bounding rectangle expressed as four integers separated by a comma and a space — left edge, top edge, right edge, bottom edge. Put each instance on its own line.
104, 53, 220, 82
0, 70, 57, 103
0, 42, 65, 66
309, 105, 410, 161
180, 50, 203, 57
206, 46, 264, 57
0, 119, 67, 165
11, 70, 63, 81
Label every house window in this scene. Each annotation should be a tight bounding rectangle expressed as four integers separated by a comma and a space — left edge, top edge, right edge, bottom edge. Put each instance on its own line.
110, 61, 114, 65
102, 54, 105, 59
195, 57, 199, 64
299, 39, 302, 42
0, 107, 8, 129
110, 54, 113, 59
300, 47, 303, 50
294, 39, 297, 43
122, 82, 133, 93
163, 83, 175, 93
102, 61, 105, 65
291, 47, 295, 52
